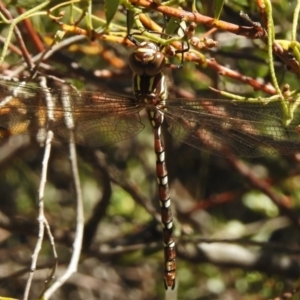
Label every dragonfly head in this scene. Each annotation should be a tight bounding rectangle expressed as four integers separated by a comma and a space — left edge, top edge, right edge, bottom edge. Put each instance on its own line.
129, 41, 165, 76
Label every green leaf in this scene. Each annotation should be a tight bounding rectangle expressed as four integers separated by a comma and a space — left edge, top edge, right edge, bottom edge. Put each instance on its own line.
104, 0, 120, 27
165, 17, 179, 35
126, 10, 134, 35
213, 0, 225, 20
165, 18, 187, 38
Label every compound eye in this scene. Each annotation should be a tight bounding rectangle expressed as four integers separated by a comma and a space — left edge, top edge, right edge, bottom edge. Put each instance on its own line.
128, 42, 166, 76
128, 51, 166, 76
144, 52, 165, 76
128, 53, 145, 75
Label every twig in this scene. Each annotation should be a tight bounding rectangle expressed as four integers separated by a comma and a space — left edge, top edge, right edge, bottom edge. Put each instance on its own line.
9, 35, 86, 78
22, 77, 55, 300
43, 85, 84, 299
0, 2, 34, 69
37, 218, 58, 298
227, 154, 300, 228
22, 129, 54, 300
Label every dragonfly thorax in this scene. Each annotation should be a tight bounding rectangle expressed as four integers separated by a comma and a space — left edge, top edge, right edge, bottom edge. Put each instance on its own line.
129, 41, 165, 76
133, 72, 168, 107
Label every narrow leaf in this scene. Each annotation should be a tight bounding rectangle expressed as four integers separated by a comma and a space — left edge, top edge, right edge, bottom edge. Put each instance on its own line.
104, 0, 120, 27
213, 0, 225, 20
126, 10, 134, 35
165, 17, 179, 35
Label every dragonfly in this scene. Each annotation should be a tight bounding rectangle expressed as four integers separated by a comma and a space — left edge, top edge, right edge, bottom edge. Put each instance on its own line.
1, 41, 300, 290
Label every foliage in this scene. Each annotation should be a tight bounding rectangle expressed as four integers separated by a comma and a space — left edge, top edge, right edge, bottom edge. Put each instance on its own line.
0, 0, 300, 299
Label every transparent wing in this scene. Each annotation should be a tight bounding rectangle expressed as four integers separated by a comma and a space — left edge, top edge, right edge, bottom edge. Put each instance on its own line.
55, 113, 145, 147
164, 98, 300, 157
3, 79, 300, 155
0, 79, 144, 147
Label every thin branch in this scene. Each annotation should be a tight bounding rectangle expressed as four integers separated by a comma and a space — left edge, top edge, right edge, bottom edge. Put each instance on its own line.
226, 154, 300, 228
43, 85, 84, 299
23, 129, 54, 300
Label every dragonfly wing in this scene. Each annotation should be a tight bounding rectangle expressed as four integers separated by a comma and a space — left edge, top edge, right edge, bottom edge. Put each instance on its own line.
0, 80, 144, 147
58, 112, 145, 147
164, 99, 300, 157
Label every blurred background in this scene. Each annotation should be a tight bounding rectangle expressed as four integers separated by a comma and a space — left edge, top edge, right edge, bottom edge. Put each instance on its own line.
0, 0, 300, 299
